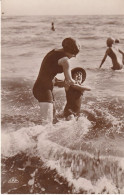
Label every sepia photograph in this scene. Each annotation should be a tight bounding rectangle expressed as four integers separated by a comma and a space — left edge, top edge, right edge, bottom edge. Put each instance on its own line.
1, 0, 124, 194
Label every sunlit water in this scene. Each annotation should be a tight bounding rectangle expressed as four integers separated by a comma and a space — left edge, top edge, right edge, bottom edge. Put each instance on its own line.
1, 15, 124, 194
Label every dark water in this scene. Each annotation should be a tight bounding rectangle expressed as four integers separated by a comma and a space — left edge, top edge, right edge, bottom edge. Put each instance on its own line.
1, 15, 124, 193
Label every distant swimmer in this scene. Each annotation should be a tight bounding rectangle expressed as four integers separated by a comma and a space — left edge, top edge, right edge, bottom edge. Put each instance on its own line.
51, 22, 55, 31
99, 37, 124, 70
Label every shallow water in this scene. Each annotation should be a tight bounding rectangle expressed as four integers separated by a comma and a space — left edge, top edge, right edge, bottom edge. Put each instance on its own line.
1, 15, 124, 193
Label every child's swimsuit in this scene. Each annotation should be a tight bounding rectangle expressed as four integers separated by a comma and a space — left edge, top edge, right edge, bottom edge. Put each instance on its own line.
64, 86, 83, 117
33, 49, 66, 103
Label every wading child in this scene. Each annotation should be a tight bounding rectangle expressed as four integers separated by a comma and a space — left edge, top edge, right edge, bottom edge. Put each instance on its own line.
55, 67, 91, 120
64, 67, 91, 120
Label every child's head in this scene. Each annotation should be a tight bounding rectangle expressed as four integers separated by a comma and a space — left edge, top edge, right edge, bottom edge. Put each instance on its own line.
71, 67, 86, 85
106, 37, 114, 47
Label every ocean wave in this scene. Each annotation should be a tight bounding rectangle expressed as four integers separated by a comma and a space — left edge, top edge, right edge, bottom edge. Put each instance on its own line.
81, 35, 100, 40
103, 21, 120, 25
19, 51, 35, 57
1, 122, 124, 193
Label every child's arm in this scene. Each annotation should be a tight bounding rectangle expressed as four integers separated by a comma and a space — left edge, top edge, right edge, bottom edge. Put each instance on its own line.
71, 84, 91, 92
53, 78, 72, 90
54, 78, 91, 92
54, 78, 72, 91
53, 77, 65, 87
99, 49, 108, 68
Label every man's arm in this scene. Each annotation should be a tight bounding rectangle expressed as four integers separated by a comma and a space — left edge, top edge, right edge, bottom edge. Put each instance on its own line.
58, 57, 75, 85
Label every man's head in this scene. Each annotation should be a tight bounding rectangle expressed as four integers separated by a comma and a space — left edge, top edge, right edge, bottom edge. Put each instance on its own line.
62, 37, 80, 56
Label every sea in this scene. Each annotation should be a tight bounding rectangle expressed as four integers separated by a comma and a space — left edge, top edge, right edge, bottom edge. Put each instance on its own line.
1, 15, 124, 194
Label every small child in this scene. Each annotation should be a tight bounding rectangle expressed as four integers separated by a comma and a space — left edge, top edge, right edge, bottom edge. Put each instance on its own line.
64, 67, 91, 120
54, 67, 91, 120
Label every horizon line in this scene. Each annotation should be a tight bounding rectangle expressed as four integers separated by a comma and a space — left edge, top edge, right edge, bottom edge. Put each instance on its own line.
2, 14, 124, 16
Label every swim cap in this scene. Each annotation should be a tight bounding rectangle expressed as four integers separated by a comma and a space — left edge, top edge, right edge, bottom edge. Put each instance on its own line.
106, 37, 115, 47
71, 67, 86, 83
62, 37, 80, 55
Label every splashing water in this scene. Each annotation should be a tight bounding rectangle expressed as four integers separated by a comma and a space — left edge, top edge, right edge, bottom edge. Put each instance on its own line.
1, 117, 124, 194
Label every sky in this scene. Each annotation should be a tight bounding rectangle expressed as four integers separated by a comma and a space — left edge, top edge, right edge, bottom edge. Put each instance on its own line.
1, 0, 124, 15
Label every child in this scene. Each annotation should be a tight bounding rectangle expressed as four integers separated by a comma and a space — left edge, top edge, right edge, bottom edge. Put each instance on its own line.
64, 67, 91, 120
99, 37, 124, 70
54, 67, 91, 120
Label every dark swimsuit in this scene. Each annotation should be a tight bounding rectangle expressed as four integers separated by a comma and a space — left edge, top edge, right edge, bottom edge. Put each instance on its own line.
64, 86, 83, 117
33, 49, 66, 103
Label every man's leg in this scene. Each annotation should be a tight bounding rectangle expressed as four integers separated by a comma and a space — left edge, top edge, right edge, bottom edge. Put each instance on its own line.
39, 102, 53, 125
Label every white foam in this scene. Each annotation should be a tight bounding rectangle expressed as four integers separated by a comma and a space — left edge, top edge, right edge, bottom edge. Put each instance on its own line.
1, 118, 124, 193
1, 125, 47, 157
118, 158, 124, 171
95, 176, 118, 194
45, 159, 121, 194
